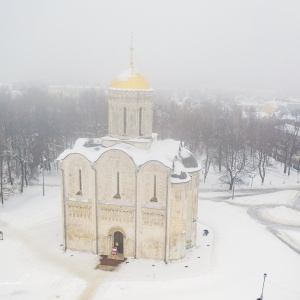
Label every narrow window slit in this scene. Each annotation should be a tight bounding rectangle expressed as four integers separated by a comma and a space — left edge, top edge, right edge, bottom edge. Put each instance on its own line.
123, 108, 127, 135
113, 172, 121, 199
150, 175, 157, 202
139, 107, 143, 136
76, 169, 82, 195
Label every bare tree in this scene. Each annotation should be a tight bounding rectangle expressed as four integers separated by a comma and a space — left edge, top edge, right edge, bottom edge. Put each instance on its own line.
0, 130, 4, 204
218, 106, 254, 190
254, 119, 276, 184
199, 103, 218, 182
153, 106, 169, 140
277, 121, 300, 175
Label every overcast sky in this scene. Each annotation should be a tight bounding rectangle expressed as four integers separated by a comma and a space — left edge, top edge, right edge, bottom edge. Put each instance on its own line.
0, 0, 300, 93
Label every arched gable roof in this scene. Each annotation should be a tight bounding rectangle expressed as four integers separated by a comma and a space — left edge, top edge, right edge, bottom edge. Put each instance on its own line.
138, 160, 169, 172
63, 152, 92, 165
95, 148, 136, 167
57, 138, 200, 184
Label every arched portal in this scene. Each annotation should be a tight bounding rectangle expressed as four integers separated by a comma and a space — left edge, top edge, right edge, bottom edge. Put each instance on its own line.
113, 231, 124, 254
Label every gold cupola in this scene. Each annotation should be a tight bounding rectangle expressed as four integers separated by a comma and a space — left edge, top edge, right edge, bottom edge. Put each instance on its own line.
110, 68, 151, 90
110, 35, 151, 90
107, 36, 154, 143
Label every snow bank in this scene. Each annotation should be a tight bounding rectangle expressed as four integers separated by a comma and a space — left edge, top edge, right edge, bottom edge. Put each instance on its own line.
228, 190, 300, 206
262, 206, 300, 226
278, 230, 300, 249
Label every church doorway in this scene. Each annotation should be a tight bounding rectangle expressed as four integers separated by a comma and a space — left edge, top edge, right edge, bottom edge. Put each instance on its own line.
113, 231, 124, 254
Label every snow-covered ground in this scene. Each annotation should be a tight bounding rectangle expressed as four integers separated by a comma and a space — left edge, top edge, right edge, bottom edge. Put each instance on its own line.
227, 190, 300, 206
1, 169, 300, 299
203, 160, 300, 189
262, 206, 300, 226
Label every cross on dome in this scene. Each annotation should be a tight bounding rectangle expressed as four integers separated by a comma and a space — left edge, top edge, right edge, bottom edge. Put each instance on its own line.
129, 32, 134, 71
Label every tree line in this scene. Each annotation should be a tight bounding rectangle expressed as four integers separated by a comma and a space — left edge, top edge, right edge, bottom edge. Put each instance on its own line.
1, 88, 299, 203
154, 99, 300, 189
0, 89, 107, 202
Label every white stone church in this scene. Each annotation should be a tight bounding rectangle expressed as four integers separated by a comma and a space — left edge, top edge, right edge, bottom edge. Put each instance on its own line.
57, 54, 200, 261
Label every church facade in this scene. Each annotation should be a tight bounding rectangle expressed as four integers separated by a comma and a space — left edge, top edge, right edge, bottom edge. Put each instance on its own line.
58, 57, 200, 261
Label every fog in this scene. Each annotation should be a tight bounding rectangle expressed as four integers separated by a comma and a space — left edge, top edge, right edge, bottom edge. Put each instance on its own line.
0, 0, 300, 93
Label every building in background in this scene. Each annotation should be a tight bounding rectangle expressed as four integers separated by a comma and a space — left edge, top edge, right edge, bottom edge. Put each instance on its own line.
48, 85, 103, 98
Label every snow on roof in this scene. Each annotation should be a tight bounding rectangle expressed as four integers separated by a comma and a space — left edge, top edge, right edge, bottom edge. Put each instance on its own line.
179, 146, 190, 159
57, 138, 200, 182
281, 114, 295, 120
265, 99, 280, 106
273, 111, 280, 117
179, 147, 199, 169
255, 111, 269, 118
172, 159, 185, 175
171, 159, 191, 183
116, 68, 136, 81
101, 134, 157, 144
109, 87, 153, 92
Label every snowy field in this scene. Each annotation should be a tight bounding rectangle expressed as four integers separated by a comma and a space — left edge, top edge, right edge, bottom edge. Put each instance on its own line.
1, 169, 300, 300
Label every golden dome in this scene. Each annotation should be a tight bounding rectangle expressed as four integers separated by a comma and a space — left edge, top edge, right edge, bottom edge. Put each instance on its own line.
110, 68, 151, 90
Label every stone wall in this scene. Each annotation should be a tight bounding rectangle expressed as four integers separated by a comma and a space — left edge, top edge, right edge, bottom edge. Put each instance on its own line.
60, 149, 200, 261
65, 200, 94, 252
61, 154, 96, 253
97, 204, 136, 257
139, 208, 166, 260
108, 89, 153, 139
185, 171, 200, 249
63, 154, 94, 200
168, 182, 189, 260
137, 162, 169, 260
190, 171, 200, 247
96, 150, 136, 202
